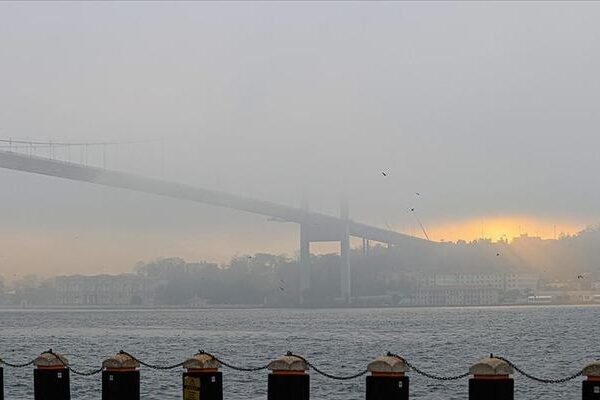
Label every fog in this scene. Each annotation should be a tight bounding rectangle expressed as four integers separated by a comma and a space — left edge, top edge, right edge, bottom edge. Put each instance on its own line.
1, 1, 600, 278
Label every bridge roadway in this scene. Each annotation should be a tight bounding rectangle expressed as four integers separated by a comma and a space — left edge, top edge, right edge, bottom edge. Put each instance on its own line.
0, 149, 427, 303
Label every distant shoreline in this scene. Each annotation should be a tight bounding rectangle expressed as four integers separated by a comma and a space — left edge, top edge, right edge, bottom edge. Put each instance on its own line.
1, 302, 599, 311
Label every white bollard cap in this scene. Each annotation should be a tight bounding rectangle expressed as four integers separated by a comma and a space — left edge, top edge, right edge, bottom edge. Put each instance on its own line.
268, 353, 308, 373
102, 352, 140, 370
583, 361, 600, 378
34, 350, 69, 369
469, 357, 513, 377
183, 352, 221, 371
367, 354, 409, 375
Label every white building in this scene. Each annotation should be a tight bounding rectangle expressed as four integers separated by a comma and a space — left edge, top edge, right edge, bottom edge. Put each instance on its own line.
55, 274, 160, 306
419, 273, 538, 291
415, 287, 500, 306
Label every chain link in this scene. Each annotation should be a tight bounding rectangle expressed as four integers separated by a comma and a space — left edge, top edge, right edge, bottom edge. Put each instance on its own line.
288, 353, 368, 380
0, 358, 35, 368
201, 351, 270, 372
493, 356, 583, 384
388, 352, 469, 381
119, 351, 184, 371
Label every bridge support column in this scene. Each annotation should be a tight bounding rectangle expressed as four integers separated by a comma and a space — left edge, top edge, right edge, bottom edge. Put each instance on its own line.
299, 223, 311, 304
340, 225, 351, 304
340, 196, 351, 304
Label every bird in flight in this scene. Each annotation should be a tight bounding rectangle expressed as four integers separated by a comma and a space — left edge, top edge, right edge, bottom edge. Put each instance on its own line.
382, 171, 389, 177
496, 253, 500, 256
415, 192, 421, 196
577, 275, 584, 279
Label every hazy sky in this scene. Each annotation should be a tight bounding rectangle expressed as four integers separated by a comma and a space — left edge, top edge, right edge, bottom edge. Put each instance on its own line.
1, 1, 600, 278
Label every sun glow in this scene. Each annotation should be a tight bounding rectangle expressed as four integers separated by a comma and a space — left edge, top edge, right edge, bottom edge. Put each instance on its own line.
425, 216, 585, 243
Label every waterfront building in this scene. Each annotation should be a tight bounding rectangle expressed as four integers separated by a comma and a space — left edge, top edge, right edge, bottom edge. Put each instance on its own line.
417, 273, 539, 291
55, 274, 160, 306
415, 286, 500, 306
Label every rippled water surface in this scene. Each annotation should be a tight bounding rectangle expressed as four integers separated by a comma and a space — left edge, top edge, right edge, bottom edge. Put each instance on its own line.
1, 306, 598, 399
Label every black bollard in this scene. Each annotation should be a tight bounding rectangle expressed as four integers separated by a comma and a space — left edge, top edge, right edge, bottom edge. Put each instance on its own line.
1, 365, 3, 400
583, 361, 600, 400
102, 352, 140, 400
182, 352, 223, 400
267, 353, 309, 400
33, 351, 71, 400
468, 357, 514, 400
366, 354, 409, 400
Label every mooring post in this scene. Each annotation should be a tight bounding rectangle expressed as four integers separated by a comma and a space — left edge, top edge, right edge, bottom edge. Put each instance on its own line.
1, 362, 3, 400
182, 352, 223, 400
468, 356, 514, 400
582, 360, 600, 400
102, 351, 140, 400
267, 353, 309, 400
33, 350, 70, 400
366, 353, 409, 400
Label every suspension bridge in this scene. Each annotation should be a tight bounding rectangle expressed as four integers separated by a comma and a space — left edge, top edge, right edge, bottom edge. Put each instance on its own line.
0, 138, 429, 304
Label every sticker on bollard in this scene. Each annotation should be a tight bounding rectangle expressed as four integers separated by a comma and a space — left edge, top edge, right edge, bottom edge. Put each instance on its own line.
366, 375, 409, 400
102, 370, 140, 400
183, 376, 200, 400
182, 372, 223, 400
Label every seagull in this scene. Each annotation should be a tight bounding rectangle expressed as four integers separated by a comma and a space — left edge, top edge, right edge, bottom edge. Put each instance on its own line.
382, 171, 388, 177
577, 275, 584, 280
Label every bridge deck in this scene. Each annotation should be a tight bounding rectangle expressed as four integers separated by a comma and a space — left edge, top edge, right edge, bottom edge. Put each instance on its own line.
0, 150, 427, 246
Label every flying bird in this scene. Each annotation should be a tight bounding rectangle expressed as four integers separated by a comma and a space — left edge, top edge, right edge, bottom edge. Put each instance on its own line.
381, 171, 388, 177
577, 275, 584, 280
415, 192, 421, 196
410, 208, 415, 212
496, 253, 500, 256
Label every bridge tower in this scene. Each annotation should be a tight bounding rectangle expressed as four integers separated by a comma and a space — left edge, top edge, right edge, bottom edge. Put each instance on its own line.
339, 196, 351, 304
299, 194, 311, 304
298, 196, 352, 305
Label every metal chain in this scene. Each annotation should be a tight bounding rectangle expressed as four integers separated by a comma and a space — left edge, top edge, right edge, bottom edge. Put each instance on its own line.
202, 351, 270, 372
118, 350, 184, 371
288, 353, 368, 380
388, 352, 469, 381
0, 350, 586, 384
0, 358, 35, 368
493, 356, 583, 384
